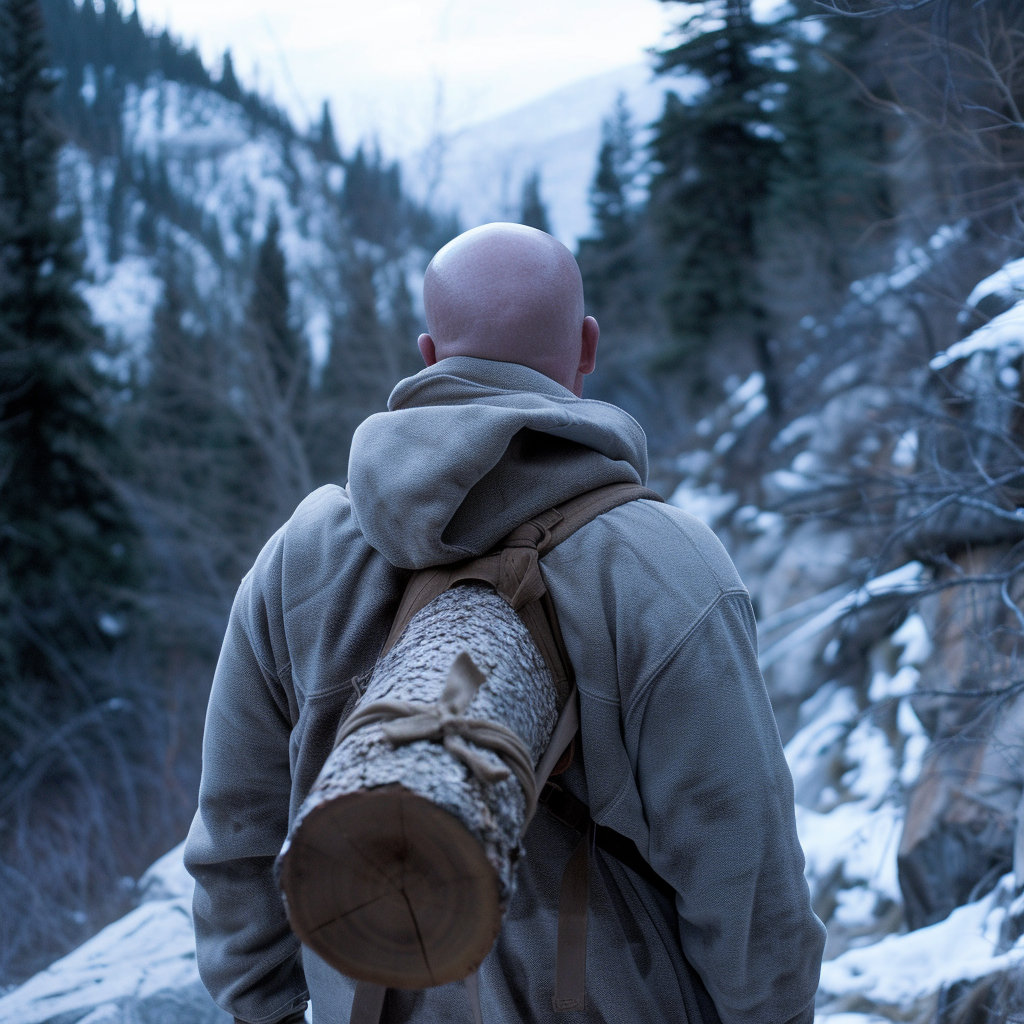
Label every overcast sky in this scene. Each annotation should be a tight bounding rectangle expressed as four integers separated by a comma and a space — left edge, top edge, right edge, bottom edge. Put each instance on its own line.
136, 0, 679, 157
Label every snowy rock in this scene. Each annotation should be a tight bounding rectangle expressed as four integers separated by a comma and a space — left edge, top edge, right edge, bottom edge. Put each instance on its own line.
818, 876, 1024, 1018
896, 557, 1024, 931
0, 843, 228, 1024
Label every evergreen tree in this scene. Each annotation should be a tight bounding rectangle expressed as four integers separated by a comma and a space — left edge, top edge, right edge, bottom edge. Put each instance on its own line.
238, 211, 311, 519
311, 251, 422, 484
247, 210, 309, 415
590, 93, 635, 249
135, 255, 270, 588
342, 145, 404, 248
767, 14, 893, 292
519, 170, 552, 233
217, 49, 243, 103
314, 99, 342, 163
577, 95, 643, 317
649, 0, 786, 400
0, 0, 138, 684
312, 256, 381, 484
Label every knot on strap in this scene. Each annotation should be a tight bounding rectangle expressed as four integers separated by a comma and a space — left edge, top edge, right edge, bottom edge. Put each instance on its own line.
503, 519, 549, 550
499, 546, 547, 611
335, 653, 539, 818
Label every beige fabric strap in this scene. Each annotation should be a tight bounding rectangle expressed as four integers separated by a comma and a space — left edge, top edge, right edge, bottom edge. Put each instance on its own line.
538, 482, 663, 556
348, 976, 483, 1023
349, 981, 386, 1024
466, 970, 484, 1024
380, 482, 663, 704
336, 652, 539, 819
552, 817, 593, 1012
532, 685, 580, 799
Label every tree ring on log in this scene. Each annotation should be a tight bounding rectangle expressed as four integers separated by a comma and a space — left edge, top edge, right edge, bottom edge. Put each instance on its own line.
281, 783, 502, 989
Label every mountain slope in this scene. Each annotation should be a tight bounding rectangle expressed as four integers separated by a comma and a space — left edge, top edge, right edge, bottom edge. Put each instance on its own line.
407, 62, 702, 245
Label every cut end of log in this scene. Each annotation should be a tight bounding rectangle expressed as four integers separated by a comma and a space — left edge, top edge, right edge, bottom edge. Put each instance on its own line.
280, 783, 502, 989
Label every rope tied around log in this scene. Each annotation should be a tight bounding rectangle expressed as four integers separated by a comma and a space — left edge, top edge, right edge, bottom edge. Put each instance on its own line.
335, 652, 540, 820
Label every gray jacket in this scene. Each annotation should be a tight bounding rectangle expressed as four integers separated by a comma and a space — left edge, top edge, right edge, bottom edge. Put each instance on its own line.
184, 357, 825, 1024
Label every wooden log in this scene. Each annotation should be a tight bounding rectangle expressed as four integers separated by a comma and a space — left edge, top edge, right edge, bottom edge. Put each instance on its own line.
278, 583, 559, 989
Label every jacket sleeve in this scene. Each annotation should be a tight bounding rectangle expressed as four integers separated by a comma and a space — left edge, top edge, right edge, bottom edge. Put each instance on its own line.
634, 590, 825, 1024
184, 568, 308, 1024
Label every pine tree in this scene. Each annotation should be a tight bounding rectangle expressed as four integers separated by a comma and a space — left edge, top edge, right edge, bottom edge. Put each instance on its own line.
578, 94, 643, 317
135, 255, 270, 587
238, 211, 312, 518
590, 93, 635, 250
314, 99, 342, 163
246, 211, 309, 413
312, 258, 375, 484
519, 170, 552, 233
217, 49, 242, 103
767, 13, 893, 293
0, 0, 138, 684
649, 0, 786, 400
311, 249, 423, 484
342, 145, 404, 248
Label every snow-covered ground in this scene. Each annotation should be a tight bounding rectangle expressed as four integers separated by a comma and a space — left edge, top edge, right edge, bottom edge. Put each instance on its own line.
0, 845, 227, 1024
3, 717, 1020, 1024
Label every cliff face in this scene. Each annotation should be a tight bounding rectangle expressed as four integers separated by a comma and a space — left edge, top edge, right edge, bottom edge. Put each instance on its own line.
665, 241, 1024, 1021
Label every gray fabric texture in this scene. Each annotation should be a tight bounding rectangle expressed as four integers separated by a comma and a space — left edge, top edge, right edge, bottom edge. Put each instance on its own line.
184, 356, 825, 1024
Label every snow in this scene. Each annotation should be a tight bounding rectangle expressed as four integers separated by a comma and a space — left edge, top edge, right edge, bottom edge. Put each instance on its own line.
64, 78, 367, 374
0, 845, 229, 1024
759, 563, 927, 670
772, 413, 818, 451
728, 370, 765, 409
819, 878, 1024, 1009
795, 727, 904, 904
931, 299, 1024, 370
848, 222, 968, 306
964, 256, 1024, 310
891, 429, 917, 470
867, 666, 919, 702
891, 613, 931, 666
728, 372, 768, 430
408, 63, 704, 246
80, 256, 163, 356
785, 686, 858, 795
668, 481, 738, 528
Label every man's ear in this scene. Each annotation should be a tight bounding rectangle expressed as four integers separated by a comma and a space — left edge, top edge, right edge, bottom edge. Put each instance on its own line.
418, 333, 437, 367
579, 316, 599, 376
571, 316, 599, 397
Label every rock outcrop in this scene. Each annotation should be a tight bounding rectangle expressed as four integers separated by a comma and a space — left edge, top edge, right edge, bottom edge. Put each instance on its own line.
0, 844, 230, 1024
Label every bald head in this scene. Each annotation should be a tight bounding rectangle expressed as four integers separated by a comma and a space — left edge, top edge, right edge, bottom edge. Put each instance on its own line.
418, 223, 598, 396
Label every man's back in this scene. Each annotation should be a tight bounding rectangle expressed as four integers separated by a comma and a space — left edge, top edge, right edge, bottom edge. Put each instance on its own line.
185, 357, 824, 1024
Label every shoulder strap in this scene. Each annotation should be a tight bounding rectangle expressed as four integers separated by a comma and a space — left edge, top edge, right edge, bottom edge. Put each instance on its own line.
380, 482, 662, 706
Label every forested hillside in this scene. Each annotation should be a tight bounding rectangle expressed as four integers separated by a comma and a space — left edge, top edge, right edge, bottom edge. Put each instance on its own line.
3, 0, 1024, 1019
0, 0, 454, 982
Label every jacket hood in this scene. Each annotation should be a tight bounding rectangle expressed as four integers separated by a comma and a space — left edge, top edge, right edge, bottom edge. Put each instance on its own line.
346, 357, 648, 569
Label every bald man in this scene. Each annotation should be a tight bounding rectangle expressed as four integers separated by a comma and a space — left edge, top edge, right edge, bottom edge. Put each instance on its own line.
185, 224, 824, 1024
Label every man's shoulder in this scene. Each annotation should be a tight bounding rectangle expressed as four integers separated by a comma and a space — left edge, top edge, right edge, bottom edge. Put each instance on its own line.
539, 495, 749, 663
565, 496, 747, 597
242, 484, 369, 610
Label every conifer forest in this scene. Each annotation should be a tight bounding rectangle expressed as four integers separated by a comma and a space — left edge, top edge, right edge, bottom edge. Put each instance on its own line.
3, 0, 1024, 1019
